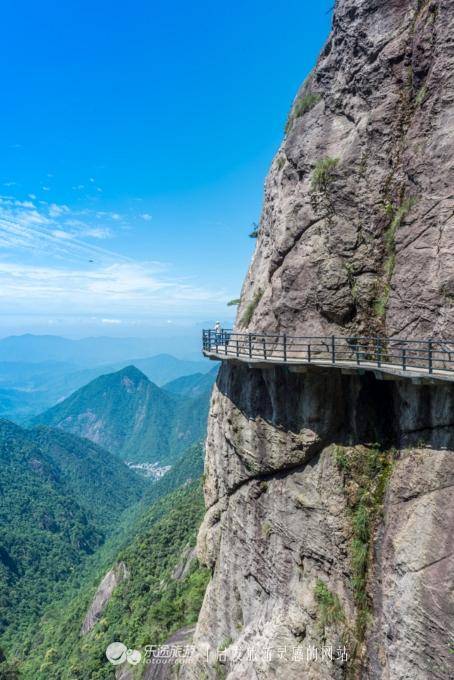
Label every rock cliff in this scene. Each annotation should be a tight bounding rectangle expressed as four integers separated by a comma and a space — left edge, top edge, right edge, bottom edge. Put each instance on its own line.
183, 1, 454, 678
81, 562, 129, 635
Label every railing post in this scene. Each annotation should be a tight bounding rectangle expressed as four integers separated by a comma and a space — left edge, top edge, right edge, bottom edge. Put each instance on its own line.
376, 337, 381, 368
200, 333, 452, 377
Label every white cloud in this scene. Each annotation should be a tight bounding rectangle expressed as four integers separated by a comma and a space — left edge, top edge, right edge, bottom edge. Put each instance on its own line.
42, 186, 51, 192
14, 200, 35, 209
0, 200, 124, 264
95, 211, 122, 221
51, 230, 73, 240
141, 213, 152, 221
101, 318, 122, 325
0, 261, 228, 316
82, 227, 112, 239
49, 203, 70, 217
0, 192, 229, 320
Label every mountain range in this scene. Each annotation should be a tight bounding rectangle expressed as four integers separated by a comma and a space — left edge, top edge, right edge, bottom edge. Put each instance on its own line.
0, 352, 212, 422
0, 334, 156, 365
0, 337, 215, 677
32, 365, 212, 464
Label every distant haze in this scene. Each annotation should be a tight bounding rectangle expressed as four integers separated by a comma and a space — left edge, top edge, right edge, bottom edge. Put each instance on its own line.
0, 330, 220, 363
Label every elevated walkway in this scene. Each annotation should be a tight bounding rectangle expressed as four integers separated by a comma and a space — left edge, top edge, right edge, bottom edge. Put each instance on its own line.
202, 330, 454, 384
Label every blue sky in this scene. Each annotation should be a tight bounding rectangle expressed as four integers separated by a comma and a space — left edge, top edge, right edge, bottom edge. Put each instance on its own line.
0, 0, 332, 338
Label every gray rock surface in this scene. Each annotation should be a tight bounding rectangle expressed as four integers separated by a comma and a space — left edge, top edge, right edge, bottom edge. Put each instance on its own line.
237, 0, 454, 342
368, 447, 454, 680
115, 665, 134, 680
143, 625, 196, 680
81, 561, 129, 635
181, 1, 454, 678
187, 367, 454, 679
171, 545, 197, 581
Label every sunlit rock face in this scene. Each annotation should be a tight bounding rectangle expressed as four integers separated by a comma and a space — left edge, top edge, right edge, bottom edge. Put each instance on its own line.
181, 1, 454, 678
238, 0, 454, 342
81, 562, 129, 635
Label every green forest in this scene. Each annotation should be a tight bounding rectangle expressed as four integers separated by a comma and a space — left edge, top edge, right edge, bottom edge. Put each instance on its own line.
32, 365, 212, 465
0, 363, 211, 680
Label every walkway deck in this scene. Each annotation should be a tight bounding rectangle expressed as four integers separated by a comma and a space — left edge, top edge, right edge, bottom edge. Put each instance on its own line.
202, 330, 454, 384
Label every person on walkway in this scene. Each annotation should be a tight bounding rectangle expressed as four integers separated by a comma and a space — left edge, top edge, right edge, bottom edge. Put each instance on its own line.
214, 321, 222, 345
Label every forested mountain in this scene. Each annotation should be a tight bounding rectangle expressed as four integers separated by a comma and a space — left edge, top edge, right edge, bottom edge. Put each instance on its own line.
163, 365, 218, 398
0, 388, 45, 421
33, 365, 210, 464
0, 320, 213, 679
0, 442, 206, 679
21, 482, 207, 680
30, 354, 211, 408
0, 353, 211, 422
29, 427, 148, 530
0, 420, 147, 646
110, 354, 211, 386
141, 440, 204, 505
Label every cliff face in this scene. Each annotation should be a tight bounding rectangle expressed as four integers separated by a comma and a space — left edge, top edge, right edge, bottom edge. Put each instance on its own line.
184, 1, 454, 678
81, 562, 129, 635
240, 0, 454, 339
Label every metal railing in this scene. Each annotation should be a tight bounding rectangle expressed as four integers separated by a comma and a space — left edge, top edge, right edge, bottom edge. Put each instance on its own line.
202, 330, 454, 376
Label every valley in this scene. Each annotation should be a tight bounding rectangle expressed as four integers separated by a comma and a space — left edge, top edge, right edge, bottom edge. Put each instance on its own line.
0, 342, 214, 679
0, 340, 213, 422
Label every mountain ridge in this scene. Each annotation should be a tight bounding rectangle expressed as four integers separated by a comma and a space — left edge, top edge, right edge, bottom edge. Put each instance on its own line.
0, 334, 205, 366
32, 365, 210, 464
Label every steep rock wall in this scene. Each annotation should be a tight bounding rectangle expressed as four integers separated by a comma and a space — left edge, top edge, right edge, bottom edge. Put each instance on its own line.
183, 1, 454, 678
239, 0, 454, 339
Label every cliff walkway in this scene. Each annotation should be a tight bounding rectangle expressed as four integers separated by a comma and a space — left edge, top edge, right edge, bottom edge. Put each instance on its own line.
202, 330, 454, 384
